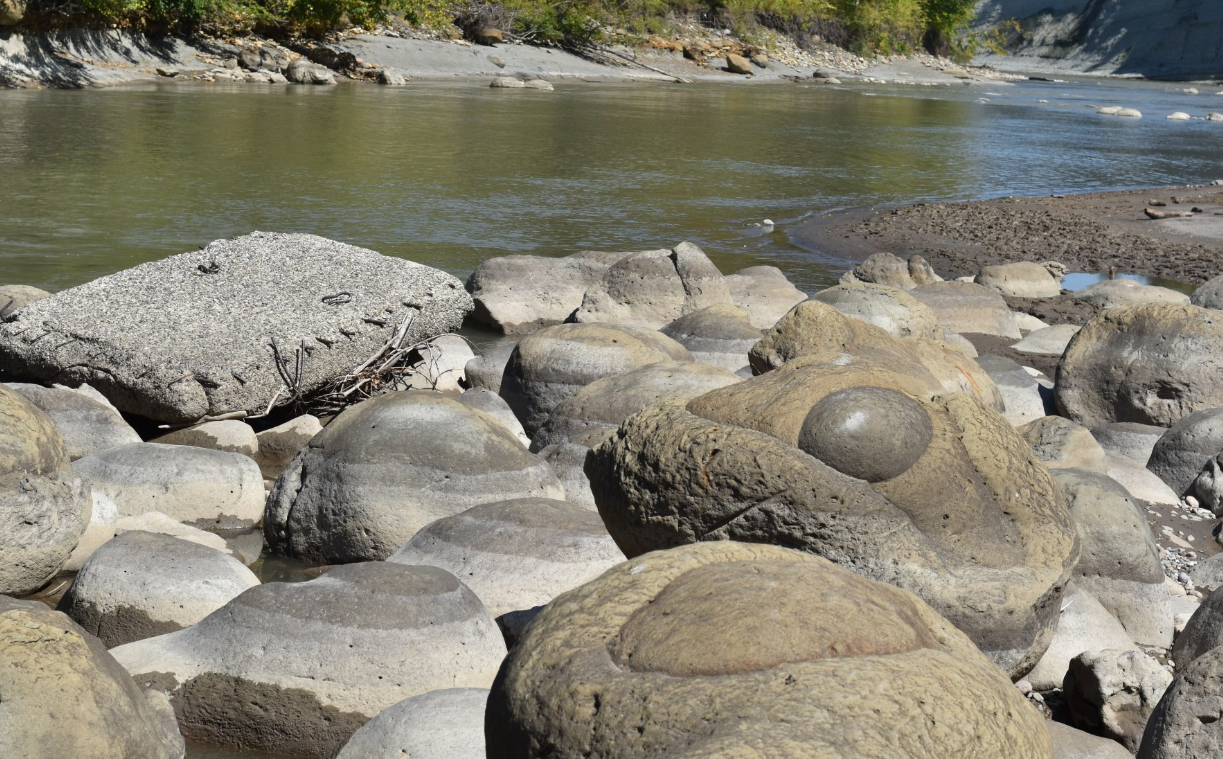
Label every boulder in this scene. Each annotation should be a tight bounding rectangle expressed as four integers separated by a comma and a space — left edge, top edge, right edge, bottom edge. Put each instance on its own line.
722, 265, 806, 329
840, 252, 942, 290
1190, 551, 1223, 592
458, 387, 530, 446
0, 385, 91, 595
474, 27, 503, 45
942, 329, 979, 356
1065, 649, 1172, 752
810, 281, 941, 339
285, 57, 336, 84
1091, 422, 1166, 462
585, 355, 1079, 677
746, 300, 1005, 411
334, 688, 488, 759
375, 69, 406, 85
401, 334, 474, 393
490, 76, 526, 88
976, 354, 1049, 426
499, 323, 690, 436
975, 261, 1063, 299
572, 242, 733, 330
1015, 312, 1051, 334
73, 442, 264, 527
485, 541, 1053, 759
538, 440, 598, 510
1105, 453, 1180, 505
1192, 454, 1223, 513
1171, 584, 1223, 667
152, 419, 258, 456
0, 283, 49, 311
0, 233, 471, 423
909, 281, 1022, 339
1012, 324, 1082, 356
112, 563, 506, 758
253, 413, 322, 478
1053, 469, 1172, 647
1019, 416, 1109, 472
725, 53, 752, 74
265, 392, 563, 564
1073, 279, 1190, 309
4, 382, 140, 460
0, 597, 184, 759
1146, 408, 1223, 496
660, 303, 761, 373
1049, 721, 1134, 759
530, 361, 740, 451
113, 511, 231, 553
1190, 272, 1223, 310
1137, 645, 1223, 759
59, 530, 259, 648
1056, 304, 1223, 428
389, 498, 623, 617
464, 340, 516, 393
1027, 584, 1135, 691
62, 489, 121, 572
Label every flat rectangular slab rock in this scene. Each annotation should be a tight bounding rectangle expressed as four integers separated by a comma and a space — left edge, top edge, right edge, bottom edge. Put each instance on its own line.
0, 232, 472, 423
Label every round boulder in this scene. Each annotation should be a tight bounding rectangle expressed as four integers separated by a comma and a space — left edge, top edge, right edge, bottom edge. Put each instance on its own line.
1137, 645, 1223, 759
0, 597, 184, 759
152, 419, 258, 456
975, 261, 1063, 299
72, 442, 264, 528
1073, 279, 1189, 309
1146, 408, 1223, 496
810, 281, 941, 339
458, 387, 530, 446
909, 280, 1022, 339
4, 382, 141, 460
464, 340, 517, 393
1056, 304, 1223, 428
265, 392, 563, 564
723, 265, 806, 329
1091, 422, 1166, 463
59, 530, 259, 648
1170, 584, 1223, 668
499, 323, 690, 435
0, 283, 50, 311
485, 541, 1053, 759
660, 303, 762, 374
112, 562, 507, 758
389, 498, 623, 617
841, 252, 942, 290
586, 355, 1079, 677
1190, 272, 1223, 311
0, 384, 91, 595
254, 413, 323, 478
1019, 416, 1109, 472
334, 688, 488, 759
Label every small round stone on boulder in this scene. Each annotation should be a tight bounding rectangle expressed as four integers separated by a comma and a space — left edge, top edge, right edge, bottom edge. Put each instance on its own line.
797, 386, 933, 482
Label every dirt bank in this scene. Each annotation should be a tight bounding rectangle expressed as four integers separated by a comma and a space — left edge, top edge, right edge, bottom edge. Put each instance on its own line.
792, 185, 1223, 285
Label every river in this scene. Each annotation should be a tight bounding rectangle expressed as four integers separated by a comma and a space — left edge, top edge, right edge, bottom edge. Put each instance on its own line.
2, 75, 1222, 302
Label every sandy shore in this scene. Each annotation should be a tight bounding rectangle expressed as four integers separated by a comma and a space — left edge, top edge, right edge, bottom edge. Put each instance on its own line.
791, 184, 1223, 285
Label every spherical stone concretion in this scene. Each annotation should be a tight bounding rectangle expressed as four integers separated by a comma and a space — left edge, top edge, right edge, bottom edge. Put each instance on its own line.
797, 386, 933, 482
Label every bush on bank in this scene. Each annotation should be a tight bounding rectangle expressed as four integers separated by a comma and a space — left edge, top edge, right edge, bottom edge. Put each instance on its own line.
26, 0, 985, 59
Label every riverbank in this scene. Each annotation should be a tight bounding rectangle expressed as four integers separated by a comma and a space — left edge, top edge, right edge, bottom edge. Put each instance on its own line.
791, 184, 1223, 286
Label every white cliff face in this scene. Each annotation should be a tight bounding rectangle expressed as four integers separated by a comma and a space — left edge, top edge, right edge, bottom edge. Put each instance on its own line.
973, 0, 1223, 79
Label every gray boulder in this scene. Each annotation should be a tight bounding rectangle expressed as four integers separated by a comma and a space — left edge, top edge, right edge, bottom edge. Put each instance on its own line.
1105, 453, 1181, 506
333, 688, 488, 759
1091, 422, 1166, 463
1049, 721, 1134, 759
1052, 469, 1172, 647
1190, 551, 1223, 592
265, 392, 563, 564
388, 498, 623, 617
538, 440, 599, 510
840, 252, 942, 290
660, 303, 762, 374
253, 413, 322, 478
0, 233, 471, 423
976, 354, 1049, 426
1056, 304, 1223, 428
572, 242, 732, 330
60, 530, 258, 648
152, 419, 258, 456
1147, 408, 1223, 497
1027, 584, 1135, 692
1171, 584, 1223, 667
0, 283, 51, 314
909, 280, 1022, 339
399, 334, 475, 393
1137, 645, 1223, 759
1074, 279, 1189, 309
285, 57, 336, 84
1012, 324, 1082, 356
1190, 272, 1223, 310
1065, 649, 1172, 752
723, 265, 806, 329
0, 597, 184, 759
466, 251, 632, 334
464, 340, 516, 393
0, 385, 91, 595
458, 387, 530, 446
1019, 416, 1109, 472
810, 281, 941, 339
499, 323, 690, 436
112, 563, 506, 758
4, 382, 140, 460
73, 442, 265, 527
975, 261, 1063, 298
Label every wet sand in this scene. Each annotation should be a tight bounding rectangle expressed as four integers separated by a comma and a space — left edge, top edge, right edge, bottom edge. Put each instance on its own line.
792, 184, 1223, 284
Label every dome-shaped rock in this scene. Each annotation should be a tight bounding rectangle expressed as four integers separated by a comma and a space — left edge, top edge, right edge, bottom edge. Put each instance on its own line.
811, 281, 942, 339
660, 303, 762, 373
334, 688, 489, 759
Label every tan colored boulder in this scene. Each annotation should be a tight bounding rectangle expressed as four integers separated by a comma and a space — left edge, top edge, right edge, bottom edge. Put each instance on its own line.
0, 597, 184, 759
153, 419, 258, 456
1074, 279, 1189, 309
4, 382, 140, 460
486, 541, 1053, 759
910, 280, 1022, 339
0, 283, 48, 309
1019, 416, 1109, 472
1065, 649, 1172, 752
587, 356, 1079, 676
723, 265, 806, 329
811, 281, 941, 339
725, 53, 752, 74
840, 252, 941, 290
1056, 304, 1223, 428
975, 261, 1063, 298
254, 413, 322, 478
499, 322, 690, 435
1049, 721, 1133, 759
0, 385, 91, 595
